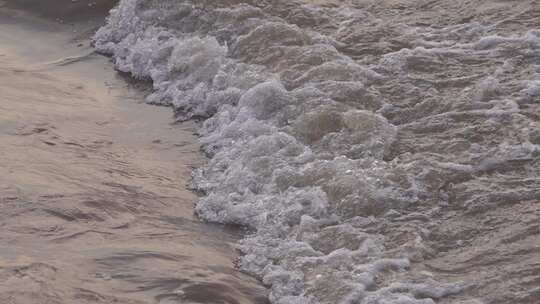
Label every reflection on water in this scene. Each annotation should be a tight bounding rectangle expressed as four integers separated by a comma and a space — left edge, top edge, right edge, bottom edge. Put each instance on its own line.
0, 7, 267, 304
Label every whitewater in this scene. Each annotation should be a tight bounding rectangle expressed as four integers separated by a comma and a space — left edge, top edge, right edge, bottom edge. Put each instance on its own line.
93, 1, 540, 303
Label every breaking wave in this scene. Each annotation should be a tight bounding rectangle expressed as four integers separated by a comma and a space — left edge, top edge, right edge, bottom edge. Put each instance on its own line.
94, 1, 540, 303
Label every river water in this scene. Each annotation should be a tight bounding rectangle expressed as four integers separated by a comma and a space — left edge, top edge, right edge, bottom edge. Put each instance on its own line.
92, 1, 540, 304
0, 2, 267, 303
2, 1, 540, 304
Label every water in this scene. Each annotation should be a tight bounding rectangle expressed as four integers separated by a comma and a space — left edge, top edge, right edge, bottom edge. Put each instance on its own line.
0, 2, 267, 303
93, 1, 540, 304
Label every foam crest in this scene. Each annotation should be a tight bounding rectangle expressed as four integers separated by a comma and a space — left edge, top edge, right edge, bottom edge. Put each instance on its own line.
95, 1, 539, 303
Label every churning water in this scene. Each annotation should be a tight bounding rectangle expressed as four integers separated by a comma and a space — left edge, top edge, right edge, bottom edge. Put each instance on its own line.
2, 0, 539, 303
93, 1, 540, 303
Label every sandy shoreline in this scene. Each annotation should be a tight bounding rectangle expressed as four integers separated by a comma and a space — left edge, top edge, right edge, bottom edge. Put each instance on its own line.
0, 2, 267, 303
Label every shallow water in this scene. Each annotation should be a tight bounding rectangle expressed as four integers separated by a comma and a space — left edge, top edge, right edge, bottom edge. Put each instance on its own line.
0, 4, 268, 304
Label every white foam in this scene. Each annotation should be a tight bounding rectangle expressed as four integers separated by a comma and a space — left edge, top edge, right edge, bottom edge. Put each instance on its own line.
93, 1, 538, 303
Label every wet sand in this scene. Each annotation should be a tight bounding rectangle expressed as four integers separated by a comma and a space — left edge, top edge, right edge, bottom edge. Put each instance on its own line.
0, 1, 267, 303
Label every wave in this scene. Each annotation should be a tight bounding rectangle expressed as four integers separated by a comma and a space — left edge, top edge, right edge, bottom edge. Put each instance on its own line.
94, 1, 540, 303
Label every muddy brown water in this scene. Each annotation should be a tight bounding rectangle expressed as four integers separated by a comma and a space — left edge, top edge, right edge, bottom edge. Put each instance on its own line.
0, 2, 268, 303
